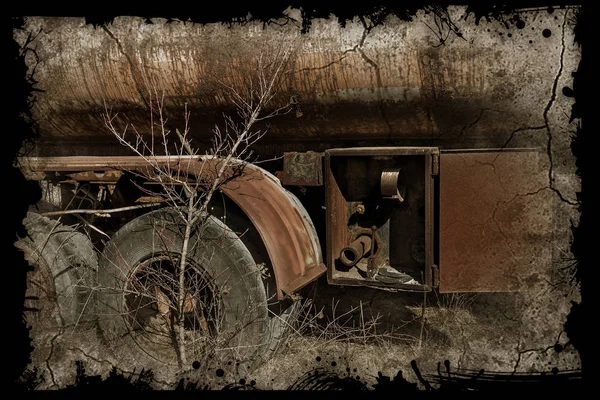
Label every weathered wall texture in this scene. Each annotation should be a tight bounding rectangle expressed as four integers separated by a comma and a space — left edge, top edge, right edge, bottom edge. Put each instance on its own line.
14, 6, 582, 389
16, 7, 580, 153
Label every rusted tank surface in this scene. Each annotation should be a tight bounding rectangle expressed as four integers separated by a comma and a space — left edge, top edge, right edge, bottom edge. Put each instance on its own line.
14, 7, 580, 156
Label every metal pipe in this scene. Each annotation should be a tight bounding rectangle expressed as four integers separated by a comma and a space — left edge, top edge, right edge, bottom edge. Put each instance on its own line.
381, 168, 406, 202
339, 236, 372, 267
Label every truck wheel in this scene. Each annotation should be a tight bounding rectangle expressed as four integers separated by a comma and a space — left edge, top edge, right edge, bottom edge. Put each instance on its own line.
96, 208, 269, 373
14, 212, 98, 331
208, 195, 302, 362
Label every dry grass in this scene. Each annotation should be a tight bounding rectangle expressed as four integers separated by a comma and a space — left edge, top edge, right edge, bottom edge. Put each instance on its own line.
250, 298, 447, 390
251, 291, 491, 389
291, 299, 421, 347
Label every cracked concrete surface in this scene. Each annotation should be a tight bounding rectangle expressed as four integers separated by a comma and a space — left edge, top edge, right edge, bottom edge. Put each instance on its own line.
16, 6, 582, 389
543, 10, 578, 207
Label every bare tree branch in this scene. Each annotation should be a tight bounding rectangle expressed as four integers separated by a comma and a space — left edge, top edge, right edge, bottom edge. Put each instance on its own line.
41, 202, 164, 217
98, 40, 298, 371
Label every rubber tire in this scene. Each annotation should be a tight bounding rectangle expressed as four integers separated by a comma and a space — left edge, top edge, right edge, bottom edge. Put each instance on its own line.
14, 212, 98, 330
207, 197, 303, 362
96, 207, 269, 372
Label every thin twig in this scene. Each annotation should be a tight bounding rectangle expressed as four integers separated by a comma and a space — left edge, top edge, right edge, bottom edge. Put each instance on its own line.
40, 202, 163, 217
418, 288, 427, 349
74, 214, 110, 239
97, 41, 297, 371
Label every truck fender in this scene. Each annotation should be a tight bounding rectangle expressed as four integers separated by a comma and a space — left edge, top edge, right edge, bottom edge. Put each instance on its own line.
192, 158, 326, 300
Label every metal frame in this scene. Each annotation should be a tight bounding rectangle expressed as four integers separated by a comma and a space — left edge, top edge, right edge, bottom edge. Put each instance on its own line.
324, 147, 438, 292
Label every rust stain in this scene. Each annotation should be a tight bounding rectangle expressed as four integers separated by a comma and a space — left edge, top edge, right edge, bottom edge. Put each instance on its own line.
192, 158, 327, 298
22, 16, 531, 145
439, 150, 552, 292
65, 170, 123, 182
275, 151, 323, 186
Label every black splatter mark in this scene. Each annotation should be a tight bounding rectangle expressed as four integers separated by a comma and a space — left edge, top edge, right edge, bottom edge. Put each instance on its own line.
288, 368, 368, 390
517, 20, 526, 29
216, 369, 224, 377
192, 361, 200, 370
554, 344, 564, 353
7, 3, 590, 392
222, 382, 256, 391
372, 370, 418, 391
331, 361, 337, 367
65, 362, 155, 391
543, 28, 552, 38
84, 16, 115, 28
427, 365, 582, 391
9, 16, 44, 389
563, 86, 575, 97
464, 5, 519, 25
316, 356, 322, 362
547, 6, 555, 14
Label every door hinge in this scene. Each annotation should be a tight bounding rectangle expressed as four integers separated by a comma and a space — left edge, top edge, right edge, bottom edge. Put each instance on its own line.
432, 151, 439, 176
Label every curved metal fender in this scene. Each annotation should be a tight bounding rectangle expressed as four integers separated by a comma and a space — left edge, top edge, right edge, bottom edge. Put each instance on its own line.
199, 159, 326, 300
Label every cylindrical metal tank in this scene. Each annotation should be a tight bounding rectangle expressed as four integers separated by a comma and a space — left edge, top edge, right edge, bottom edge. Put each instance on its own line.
14, 7, 579, 157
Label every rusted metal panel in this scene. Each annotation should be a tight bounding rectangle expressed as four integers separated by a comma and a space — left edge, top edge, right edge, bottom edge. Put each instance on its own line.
275, 151, 323, 186
324, 151, 349, 286
424, 150, 434, 288
326, 147, 438, 157
64, 170, 124, 182
20, 155, 200, 171
209, 161, 326, 298
439, 150, 552, 292
21, 156, 326, 299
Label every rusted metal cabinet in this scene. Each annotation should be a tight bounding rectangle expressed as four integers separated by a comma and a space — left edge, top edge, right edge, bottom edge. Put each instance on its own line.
322, 147, 551, 293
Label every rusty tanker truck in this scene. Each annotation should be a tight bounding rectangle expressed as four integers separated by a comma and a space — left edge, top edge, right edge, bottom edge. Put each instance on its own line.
13, 7, 578, 374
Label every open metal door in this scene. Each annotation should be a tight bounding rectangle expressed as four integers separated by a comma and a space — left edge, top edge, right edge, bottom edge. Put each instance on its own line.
438, 149, 552, 293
